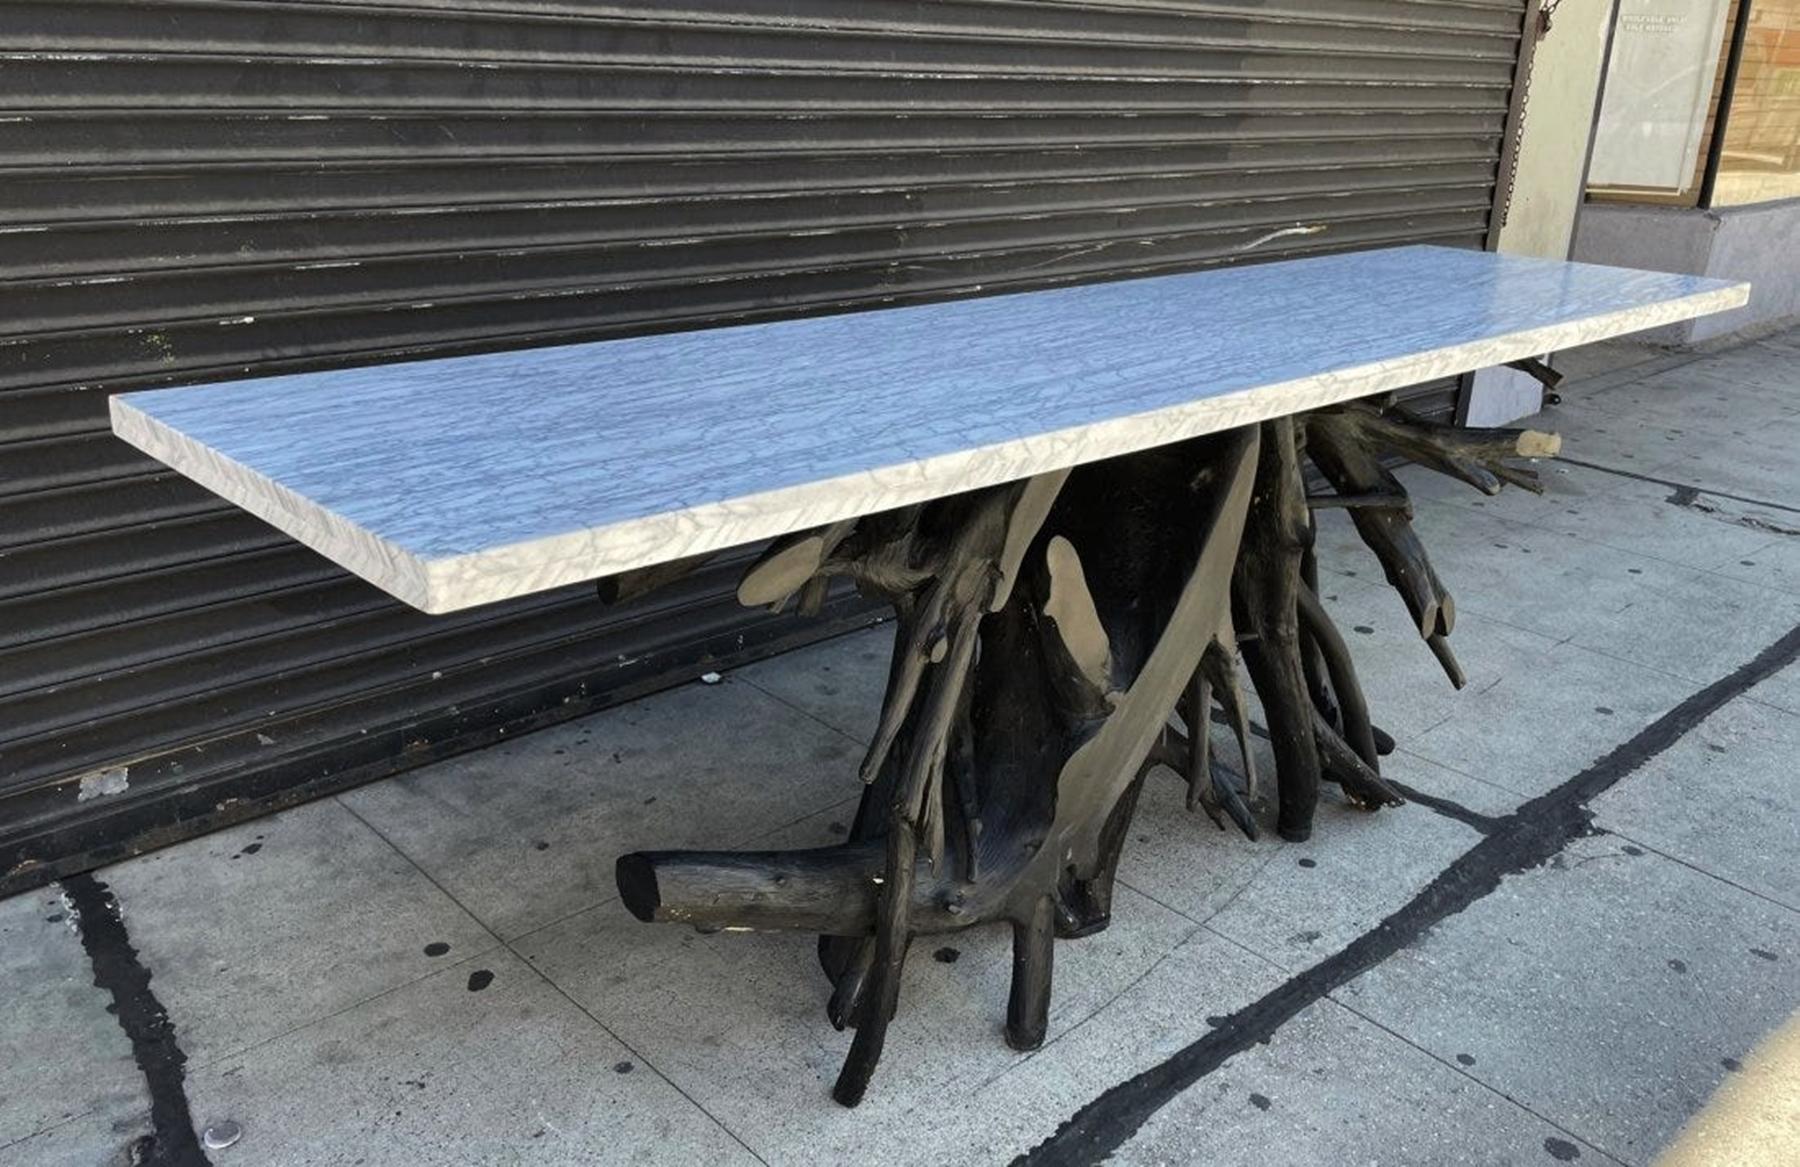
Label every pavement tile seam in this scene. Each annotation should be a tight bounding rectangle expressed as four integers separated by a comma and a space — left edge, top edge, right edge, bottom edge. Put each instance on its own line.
0, 1109, 104, 1157
1706, 533, 1790, 568
1746, 688, 1800, 717
340, 721, 866, 945
1692, 530, 1800, 571
1568, 352, 1708, 398
1111, 876, 1211, 928
1117, 841, 1282, 929
1595, 450, 1800, 512
1161, 922, 1631, 1163
1414, 441, 1798, 548
503, 943, 777, 1167
330, 794, 512, 943
1382, 768, 1509, 834
1594, 827, 1800, 918
1499, 483, 1799, 580
737, 669, 881, 748
5, 855, 487, 1155
1332, 837, 1800, 1167
496, 893, 626, 950
1420, 492, 1668, 566
1448, 605, 1751, 690
1643, 457, 1800, 510
182, 935, 512, 1075
1318, 995, 1630, 1166
1400, 697, 1670, 801
1389, 745, 1514, 804
1704, 553, 1800, 599
1195, 922, 1297, 979
1393, 630, 1722, 799
735, 791, 865, 850
1701, 533, 1800, 568
182, 944, 766, 1167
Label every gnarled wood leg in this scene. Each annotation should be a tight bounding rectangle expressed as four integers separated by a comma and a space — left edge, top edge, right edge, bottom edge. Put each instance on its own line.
1148, 403, 1558, 845
617, 428, 1261, 1105
1305, 402, 1560, 692
610, 401, 1561, 1104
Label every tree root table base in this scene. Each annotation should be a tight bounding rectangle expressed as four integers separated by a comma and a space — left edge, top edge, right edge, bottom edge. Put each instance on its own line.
612, 403, 1557, 1107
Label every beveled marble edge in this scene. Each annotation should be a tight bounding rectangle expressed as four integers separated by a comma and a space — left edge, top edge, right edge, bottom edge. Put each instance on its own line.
110, 280, 1747, 614
111, 395, 438, 609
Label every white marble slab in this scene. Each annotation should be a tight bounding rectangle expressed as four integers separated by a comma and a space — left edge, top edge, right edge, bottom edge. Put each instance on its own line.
111, 245, 1747, 614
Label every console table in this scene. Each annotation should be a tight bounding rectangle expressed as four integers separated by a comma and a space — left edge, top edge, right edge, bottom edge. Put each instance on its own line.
111, 245, 1746, 1105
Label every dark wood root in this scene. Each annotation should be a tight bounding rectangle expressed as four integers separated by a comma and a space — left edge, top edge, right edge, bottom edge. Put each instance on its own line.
1055, 774, 1145, 939
1294, 581, 1379, 769
619, 844, 882, 932
1182, 667, 1212, 811
1297, 515, 1344, 734
825, 477, 1066, 1106
1234, 416, 1322, 843
1305, 491, 1410, 510
1303, 403, 1558, 697
1006, 896, 1056, 1051
1306, 409, 1457, 652
1142, 714, 1256, 841
1143, 618, 1257, 840
738, 519, 860, 615
1316, 401, 1560, 495
617, 432, 1262, 1105
1223, 413, 1452, 838
1313, 712, 1406, 809
1428, 632, 1468, 690
834, 823, 916, 1106
825, 938, 874, 1031
1177, 653, 1258, 839
1203, 643, 1259, 804
596, 551, 716, 605
1504, 355, 1564, 391
1197, 752, 1258, 839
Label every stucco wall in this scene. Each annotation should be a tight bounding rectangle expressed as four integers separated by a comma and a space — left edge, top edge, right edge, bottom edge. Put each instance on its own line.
1573, 198, 1800, 345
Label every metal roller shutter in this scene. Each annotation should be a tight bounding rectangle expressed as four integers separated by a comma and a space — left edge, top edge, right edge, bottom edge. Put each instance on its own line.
0, 0, 1528, 892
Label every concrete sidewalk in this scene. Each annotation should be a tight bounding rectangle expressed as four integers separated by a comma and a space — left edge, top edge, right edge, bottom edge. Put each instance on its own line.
4, 329, 1797, 1167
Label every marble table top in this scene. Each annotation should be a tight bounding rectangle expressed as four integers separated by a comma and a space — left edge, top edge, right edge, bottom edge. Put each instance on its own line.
111, 245, 1747, 614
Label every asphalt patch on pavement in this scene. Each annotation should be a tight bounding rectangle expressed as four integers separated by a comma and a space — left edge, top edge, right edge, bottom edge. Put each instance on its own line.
63, 872, 210, 1167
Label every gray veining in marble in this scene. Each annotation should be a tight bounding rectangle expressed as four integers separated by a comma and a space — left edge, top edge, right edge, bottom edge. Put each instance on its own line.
110, 245, 1747, 613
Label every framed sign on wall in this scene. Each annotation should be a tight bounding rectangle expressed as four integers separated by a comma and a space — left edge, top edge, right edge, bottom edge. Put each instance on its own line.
1590, 0, 1735, 193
